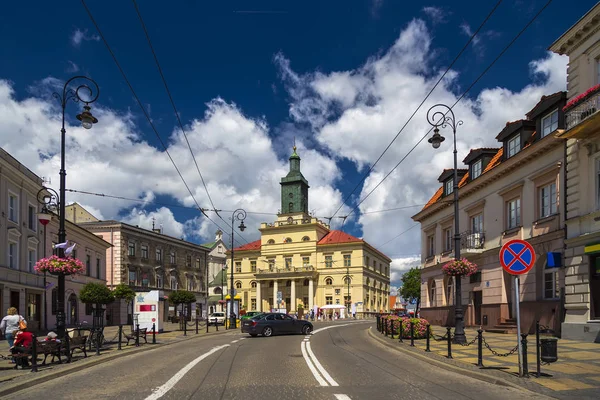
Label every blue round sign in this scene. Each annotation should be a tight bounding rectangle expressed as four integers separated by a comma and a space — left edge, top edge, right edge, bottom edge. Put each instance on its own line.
499, 239, 536, 275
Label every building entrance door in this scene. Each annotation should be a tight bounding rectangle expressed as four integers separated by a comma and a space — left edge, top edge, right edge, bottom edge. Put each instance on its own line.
590, 255, 600, 320
66, 294, 78, 325
473, 291, 482, 326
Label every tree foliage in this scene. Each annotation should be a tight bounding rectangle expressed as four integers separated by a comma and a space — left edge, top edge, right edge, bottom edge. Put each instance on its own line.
400, 267, 421, 311
168, 290, 196, 305
112, 284, 136, 303
79, 283, 115, 305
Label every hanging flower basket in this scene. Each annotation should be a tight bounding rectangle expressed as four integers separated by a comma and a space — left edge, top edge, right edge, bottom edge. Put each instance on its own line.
218, 299, 226, 305
34, 255, 85, 275
442, 258, 478, 277
563, 84, 600, 112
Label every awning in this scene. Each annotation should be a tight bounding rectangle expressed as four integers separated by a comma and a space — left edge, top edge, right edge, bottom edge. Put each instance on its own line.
585, 243, 600, 255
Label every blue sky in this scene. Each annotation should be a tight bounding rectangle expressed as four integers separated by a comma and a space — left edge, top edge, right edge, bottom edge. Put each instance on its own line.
0, 0, 595, 287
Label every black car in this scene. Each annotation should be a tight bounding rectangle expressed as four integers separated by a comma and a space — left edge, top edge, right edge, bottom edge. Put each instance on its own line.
241, 312, 313, 337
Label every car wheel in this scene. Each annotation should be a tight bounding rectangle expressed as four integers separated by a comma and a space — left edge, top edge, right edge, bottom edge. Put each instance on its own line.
262, 326, 273, 337
249, 334, 258, 337
302, 325, 312, 335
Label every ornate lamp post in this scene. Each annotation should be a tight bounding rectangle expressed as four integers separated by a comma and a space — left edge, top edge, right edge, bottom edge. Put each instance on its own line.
229, 209, 247, 329
426, 104, 466, 344
52, 76, 100, 338
37, 187, 59, 331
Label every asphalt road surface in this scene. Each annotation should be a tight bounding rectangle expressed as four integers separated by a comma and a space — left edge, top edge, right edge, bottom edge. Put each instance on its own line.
6, 321, 550, 400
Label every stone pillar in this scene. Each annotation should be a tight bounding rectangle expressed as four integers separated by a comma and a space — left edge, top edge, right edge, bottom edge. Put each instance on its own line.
273, 280, 278, 310
256, 281, 261, 312
291, 279, 296, 312
308, 279, 314, 310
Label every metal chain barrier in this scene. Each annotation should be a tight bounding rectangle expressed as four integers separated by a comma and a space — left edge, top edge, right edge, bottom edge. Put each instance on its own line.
458, 336, 478, 347
103, 330, 121, 344
482, 337, 518, 357
430, 330, 449, 342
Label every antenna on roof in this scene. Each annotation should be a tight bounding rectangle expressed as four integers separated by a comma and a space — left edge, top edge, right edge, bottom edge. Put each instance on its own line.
152, 216, 156, 231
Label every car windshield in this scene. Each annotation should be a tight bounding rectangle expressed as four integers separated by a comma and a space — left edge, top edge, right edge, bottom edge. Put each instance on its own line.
212, 313, 224, 317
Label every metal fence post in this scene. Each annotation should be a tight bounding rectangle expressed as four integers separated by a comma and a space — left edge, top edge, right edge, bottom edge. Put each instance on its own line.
376, 315, 380, 332
30, 334, 38, 373
135, 323, 140, 347
399, 319, 403, 343
118, 325, 123, 350
64, 334, 71, 363
477, 328, 483, 367
152, 323, 156, 344
410, 321, 415, 347
446, 327, 453, 359
536, 321, 541, 378
196, 317, 199, 334
216, 319, 219, 331
521, 333, 529, 377
391, 320, 396, 339
425, 324, 431, 352
95, 331, 100, 356
184, 317, 187, 336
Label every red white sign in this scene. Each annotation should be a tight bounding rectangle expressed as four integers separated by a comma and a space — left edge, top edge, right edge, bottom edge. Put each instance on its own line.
499, 239, 536, 275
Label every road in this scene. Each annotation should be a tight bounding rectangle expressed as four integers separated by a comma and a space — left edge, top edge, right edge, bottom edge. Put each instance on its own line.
6, 321, 550, 400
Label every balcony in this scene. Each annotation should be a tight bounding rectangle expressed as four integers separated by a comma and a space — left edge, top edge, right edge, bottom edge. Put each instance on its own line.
460, 231, 485, 254
563, 89, 600, 139
255, 265, 318, 279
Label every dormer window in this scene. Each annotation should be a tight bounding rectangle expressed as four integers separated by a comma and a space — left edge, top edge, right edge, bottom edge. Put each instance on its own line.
471, 159, 482, 179
507, 134, 521, 158
445, 179, 453, 195
541, 110, 558, 137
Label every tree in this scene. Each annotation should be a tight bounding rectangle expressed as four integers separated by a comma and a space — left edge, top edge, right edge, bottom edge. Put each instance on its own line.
169, 290, 197, 325
400, 267, 421, 314
80, 283, 115, 305
113, 284, 136, 325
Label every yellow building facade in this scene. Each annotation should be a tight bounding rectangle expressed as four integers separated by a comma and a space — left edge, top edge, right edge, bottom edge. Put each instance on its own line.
231, 147, 391, 316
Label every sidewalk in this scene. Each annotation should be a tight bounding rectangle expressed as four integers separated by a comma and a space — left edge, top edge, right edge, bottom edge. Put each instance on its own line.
371, 323, 600, 399
0, 322, 229, 395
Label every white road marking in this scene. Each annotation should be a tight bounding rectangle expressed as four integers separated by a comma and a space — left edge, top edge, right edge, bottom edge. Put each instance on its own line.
306, 342, 339, 386
334, 395, 351, 400
312, 324, 353, 335
231, 339, 240, 343
301, 341, 328, 386
144, 344, 230, 400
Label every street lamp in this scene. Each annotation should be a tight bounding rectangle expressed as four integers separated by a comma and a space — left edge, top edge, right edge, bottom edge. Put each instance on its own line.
37, 187, 59, 332
229, 209, 247, 329
426, 103, 465, 344
52, 76, 100, 338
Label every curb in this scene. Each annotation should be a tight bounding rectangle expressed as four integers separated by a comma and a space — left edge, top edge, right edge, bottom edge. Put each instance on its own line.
366, 328, 553, 397
0, 328, 234, 397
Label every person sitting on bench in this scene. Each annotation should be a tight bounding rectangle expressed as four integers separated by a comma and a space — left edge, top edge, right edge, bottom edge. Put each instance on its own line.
11, 329, 33, 368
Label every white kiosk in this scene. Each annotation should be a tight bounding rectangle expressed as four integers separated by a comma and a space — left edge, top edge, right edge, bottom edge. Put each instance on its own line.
134, 291, 163, 333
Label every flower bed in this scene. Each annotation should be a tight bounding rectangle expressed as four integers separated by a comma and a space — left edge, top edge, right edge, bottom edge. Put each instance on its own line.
381, 315, 429, 339
563, 84, 600, 112
442, 258, 478, 277
34, 255, 84, 275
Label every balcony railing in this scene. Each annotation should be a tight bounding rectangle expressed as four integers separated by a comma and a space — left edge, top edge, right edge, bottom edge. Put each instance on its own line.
257, 265, 316, 274
565, 91, 600, 130
460, 231, 485, 251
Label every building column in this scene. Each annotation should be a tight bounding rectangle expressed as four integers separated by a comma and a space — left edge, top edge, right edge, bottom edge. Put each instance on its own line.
273, 280, 278, 310
256, 281, 261, 312
308, 279, 314, 310
291, 279, 296, 312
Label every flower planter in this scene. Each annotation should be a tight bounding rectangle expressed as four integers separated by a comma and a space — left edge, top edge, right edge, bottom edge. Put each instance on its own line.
442, 258, 478, 277
563, 84, 600, 112
35, 255, 85, 275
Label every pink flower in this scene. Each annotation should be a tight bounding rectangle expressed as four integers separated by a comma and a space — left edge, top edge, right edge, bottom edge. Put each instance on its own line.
563, 84, 600, 112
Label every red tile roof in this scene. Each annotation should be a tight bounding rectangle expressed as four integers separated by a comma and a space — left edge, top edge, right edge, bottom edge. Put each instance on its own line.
232, 239, 261, 252
423, 187, 443, 210
458, 171, 469, 188
483, 148, 503, 173
317, 230, 362, 245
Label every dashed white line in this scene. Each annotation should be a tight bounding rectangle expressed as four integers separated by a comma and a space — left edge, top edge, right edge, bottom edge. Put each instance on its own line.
334, 395, 351, 400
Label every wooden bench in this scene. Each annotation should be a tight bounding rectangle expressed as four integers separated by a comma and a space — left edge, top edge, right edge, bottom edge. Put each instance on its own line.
7, 340, 63, 369
68, 335, 88, 359
124, 328, 148, 345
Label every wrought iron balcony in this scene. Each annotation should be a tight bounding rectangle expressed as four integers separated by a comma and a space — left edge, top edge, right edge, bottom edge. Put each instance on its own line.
461, 231, 485, 253
564, 90, 600, 138
256, 265, 316, 275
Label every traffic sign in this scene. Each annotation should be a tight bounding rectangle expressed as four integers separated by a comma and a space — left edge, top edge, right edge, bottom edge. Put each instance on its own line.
499, 239, 536, 275
277, 291, 282, 302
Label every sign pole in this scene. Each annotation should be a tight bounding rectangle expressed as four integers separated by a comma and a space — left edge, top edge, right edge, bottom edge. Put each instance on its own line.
515, 276, 523, 377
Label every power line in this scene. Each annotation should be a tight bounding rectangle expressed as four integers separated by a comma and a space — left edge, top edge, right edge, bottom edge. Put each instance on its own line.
80, 0, 244, 247
329, 0, 504, 220
344, 0, 553, 219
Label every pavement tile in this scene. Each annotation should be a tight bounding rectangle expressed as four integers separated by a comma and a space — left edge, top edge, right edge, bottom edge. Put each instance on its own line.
535, 378, 596, 391
561, 351, 599, 361
558, 343, 600, 350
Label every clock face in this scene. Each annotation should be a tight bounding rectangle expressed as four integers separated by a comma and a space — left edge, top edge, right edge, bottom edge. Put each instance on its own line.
287, 217, 293, 223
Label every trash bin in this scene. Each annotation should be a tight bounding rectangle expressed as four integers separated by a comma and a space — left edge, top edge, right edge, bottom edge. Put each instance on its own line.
540, 338, 558, 363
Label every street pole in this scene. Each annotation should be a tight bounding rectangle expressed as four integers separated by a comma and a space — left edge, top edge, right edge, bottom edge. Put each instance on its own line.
346, 266, 351, 317
427, 104, 466, 344
229, 209, 247, 330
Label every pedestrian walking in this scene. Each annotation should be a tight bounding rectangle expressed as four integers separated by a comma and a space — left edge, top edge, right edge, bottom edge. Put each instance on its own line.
0, 307, 25, 351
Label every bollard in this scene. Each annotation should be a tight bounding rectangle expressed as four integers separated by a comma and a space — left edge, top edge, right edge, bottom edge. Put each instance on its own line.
136, 323, 140, 347
30, 334, 38, 373
152, 323, 156, 344
216, 319, 219, 332
390, 320, 395, 339
376, 315, 380, 332
118, 325, 123, 350
521, 333, 529, 377
536, 321, 541, 378
196, 318, 199, 334
184, 317, 187, 336
477, 328, 484, 367
410, 321, 415, 347
399, 319, 403, 343
206, 317, 209, 333
446, 327, 453, 359
64, 334, 72, 363
95, 331, 100, 356
425, 324, 431, 352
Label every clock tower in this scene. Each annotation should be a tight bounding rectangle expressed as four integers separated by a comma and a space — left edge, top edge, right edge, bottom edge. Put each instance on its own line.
280, 146, 309, 215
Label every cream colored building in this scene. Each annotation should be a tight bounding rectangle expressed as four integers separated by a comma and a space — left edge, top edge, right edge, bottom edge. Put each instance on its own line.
412, 92, 567, 334
550, 2, 600, 340
231, 147, 391, 316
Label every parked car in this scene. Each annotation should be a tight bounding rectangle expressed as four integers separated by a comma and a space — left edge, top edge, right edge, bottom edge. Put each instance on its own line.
240, 311, 263, 320
209, 312, 226, 326
241, 312, 313, 337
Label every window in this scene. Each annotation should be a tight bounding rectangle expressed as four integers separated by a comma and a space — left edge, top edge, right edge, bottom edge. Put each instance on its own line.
141, 245, 148, 259
335, 289, 341, 295
251, 298, 256, 309
218, 245, 223, 253
156, 274, 163, 288
445, 179, 453, 195
507, 198, 521, 229
284, 237, 292, 243
539, 182, 557, 218
343, 254, 351, 267
85, 303, 93, 316
128, 242, 135, 256
326, 296, 333, 305
385, 266, 388, 276
170, 251, 176, 264
250, 260, 256, 272
129, 270, 137, 286
186, 255, 192, 267
325, 255, 333, 268
544, 269, 559, 299
471, 159, 482, 180
302, 257, 310, 267
372, 260, 376, 269
86, 255, 91, 276
443, 228, 452, 252
427, 235, 435, 257
446, 276, 454, 306
471, 213, 483, 234
507, 134, 521, 158
288, 202, 293, 213
366, 256, 370, 268
429, 280, 437, 307
196, 258, 201, 269
8, 241, 18, 269
188, 278, 195, 291
235, 262, 242, 273
267, 239, 275, 244
302, 236, 310, 241
542, 110, 558, 137
303, 279, 309, 286
8, 193, 18, 223
28, 249, 36, 273
251, 281, 257, 288
235, 281, 242, 289
142, 273, 149, 288
96, 258, 101, 278
268, 259, 275, 270
28, 205, 36, 231
156, 248, 162, 262
170, 276, 178, 290
325, 278, 333, 285
335, 298, 340, 304
285, 257, 292, 269
470, 271, 482, 283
